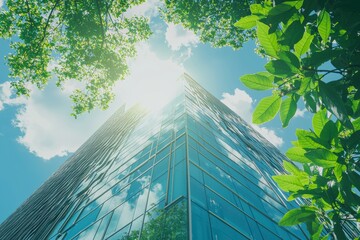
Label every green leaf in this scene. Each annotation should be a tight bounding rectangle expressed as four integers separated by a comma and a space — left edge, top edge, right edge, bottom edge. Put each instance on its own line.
303, 49, 335, 68
296, 129, 326, 149
303, 163, 311, 175
294, 29, 314, 57
257, 21, 279, 58
268, 3, 294, 16
240, 72, 274, 90
317, 10, 331, 43
312, 108, 328, 136
265, 59, 300, 77
282, 20, 304, 46
286, 147, 312, 163
345, 130, 360, 150
278, 51, 300, 69
286, 0, 304, 9
305, 149, 338, 168
340, 174, 360, 206
250, 4, 268, 16
268, 0, 304, 16
334, 163, 345, 182
297, 77, 312, 95
272, 175, 305, 192
304, 91, 318, 113
306, 220, 323, 239
352, 99, 360, 118
253, 95, 281, 124
280, 95, 297, 127
283, 160, 302, 175
234, 15, 259, 30
319, 81, 353, 129
320, 120, 338, 144
353, 117, 360, 131
279, 207, 316, 226
289, 187, 324, 201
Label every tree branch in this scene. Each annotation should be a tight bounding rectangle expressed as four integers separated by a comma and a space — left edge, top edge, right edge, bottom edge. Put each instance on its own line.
25, 0, 35, 26
38, 0, 61, 47
95, 0, 106, 46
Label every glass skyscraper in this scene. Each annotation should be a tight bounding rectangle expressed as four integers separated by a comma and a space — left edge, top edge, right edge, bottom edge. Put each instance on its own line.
0, 74, 310, 239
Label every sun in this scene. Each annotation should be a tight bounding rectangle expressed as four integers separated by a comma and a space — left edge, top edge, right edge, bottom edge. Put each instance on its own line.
119, 47, 185, 112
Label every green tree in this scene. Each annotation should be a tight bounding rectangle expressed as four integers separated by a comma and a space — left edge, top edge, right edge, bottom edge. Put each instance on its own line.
235, 0, 360, 238
161, 0, 257, 50
123, 202, 187, 240
0, 0, 151, 117
1, 0, 256, 117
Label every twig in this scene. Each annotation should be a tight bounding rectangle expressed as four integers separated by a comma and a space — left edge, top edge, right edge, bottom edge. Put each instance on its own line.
96, 0, 106, 47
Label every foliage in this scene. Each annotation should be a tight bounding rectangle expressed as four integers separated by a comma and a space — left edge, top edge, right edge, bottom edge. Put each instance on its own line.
0, 0, 151, 117
236, 0, 360, 238
122, 202, 187, 240
161, 0, 257, 50
2, 0, 359, 237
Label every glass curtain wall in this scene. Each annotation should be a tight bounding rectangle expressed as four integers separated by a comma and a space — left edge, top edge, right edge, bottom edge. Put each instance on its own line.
48, 92, 189, 240
0, 74, 311, 240
184, 75, 307, 240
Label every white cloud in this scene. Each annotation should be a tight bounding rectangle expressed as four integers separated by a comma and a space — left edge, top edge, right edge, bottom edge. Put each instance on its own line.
221, 89, 253, 122
13, 83, 112, 160
165, 23, 200, 51
0, 82, 12, 110
221, 88, 284, 148
294, 108, 306, 118
0, 81, 26, 110
0, 0, 3, 8
124, 0, 163, 18
252, 125, 284, 147
9, 44, 184, 160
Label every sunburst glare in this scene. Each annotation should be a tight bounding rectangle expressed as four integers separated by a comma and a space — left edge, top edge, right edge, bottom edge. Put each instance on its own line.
118, 46, 184, 112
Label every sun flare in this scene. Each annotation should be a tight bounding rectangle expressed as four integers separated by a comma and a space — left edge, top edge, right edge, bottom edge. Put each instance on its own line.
119, 47, 184, 112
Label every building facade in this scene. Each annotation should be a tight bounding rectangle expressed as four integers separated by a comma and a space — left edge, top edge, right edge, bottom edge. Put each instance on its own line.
0, 74, 309, 239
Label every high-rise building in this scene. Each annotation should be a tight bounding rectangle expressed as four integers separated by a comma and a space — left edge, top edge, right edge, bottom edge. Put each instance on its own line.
0, 74, 309, 239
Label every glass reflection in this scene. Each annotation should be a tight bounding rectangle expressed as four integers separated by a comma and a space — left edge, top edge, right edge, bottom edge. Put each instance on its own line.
46, 75, 309, 240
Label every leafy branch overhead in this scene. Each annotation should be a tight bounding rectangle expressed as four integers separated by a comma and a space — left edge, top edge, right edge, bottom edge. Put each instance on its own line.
0, 0, 151, 117
235, 0, 360, 238
1, 0, 256, 117
161, 0, 256, 50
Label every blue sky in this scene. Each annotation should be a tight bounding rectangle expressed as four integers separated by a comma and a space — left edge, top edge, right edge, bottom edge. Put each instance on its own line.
0, 1, 311, 223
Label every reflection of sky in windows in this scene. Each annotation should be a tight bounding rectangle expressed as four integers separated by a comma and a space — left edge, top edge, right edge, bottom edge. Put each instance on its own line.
12, 75, 311, 240
46, 84, 189, 239
185, 76, 308, 239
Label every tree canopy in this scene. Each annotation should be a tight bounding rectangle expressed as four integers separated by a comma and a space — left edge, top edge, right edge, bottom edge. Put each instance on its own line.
235, 0, 360, 238
161, 0, 256, 50
0, 0, 256, 117
1, 0, 360, 238
0, 0, 151, 117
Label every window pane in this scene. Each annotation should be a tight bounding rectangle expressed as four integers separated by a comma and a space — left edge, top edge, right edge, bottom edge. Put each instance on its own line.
152, 157, 169, 181
206, 189, 251, 238
107, 224, 130, 240
171, 161, 187, 201
147, 173, 167, 210
174, 144, 186, 165
189, 163, 203, 183
210, 215, 247, 240
94, 213, 112, 239
191, 203, 212, 240
190, 178, 207, 209
64, 206, 101, 239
